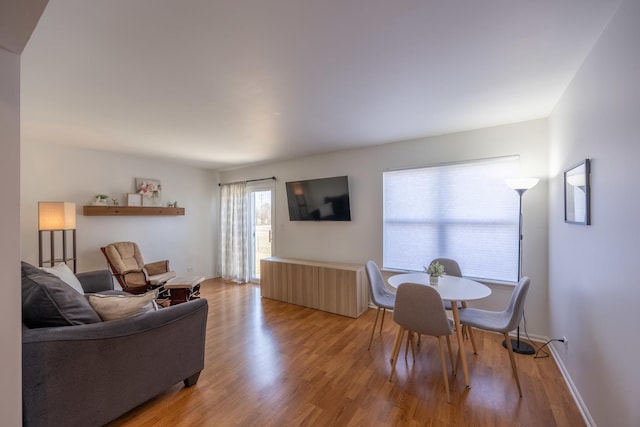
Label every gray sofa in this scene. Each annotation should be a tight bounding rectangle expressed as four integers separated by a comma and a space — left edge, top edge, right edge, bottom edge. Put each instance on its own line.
21, 263, 208, 427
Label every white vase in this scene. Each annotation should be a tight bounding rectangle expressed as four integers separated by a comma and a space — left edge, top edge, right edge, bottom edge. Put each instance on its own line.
429, 275, 439, 285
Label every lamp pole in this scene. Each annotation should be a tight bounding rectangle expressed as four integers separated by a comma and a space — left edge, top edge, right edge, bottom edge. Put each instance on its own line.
504, 178, 538, 355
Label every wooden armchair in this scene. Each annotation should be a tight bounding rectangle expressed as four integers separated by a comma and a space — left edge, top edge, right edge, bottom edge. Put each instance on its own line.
101, 241, 176, 295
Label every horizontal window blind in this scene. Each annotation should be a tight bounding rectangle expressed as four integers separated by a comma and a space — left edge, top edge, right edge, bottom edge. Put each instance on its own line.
383, 156, 520, 282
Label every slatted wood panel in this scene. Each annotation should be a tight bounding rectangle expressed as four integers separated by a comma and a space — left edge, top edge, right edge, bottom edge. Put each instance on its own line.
259, 258, 288, 301
108, 279, 585, 427
260, 257, 368, 318
286, 262, 318, 309
317, 267, 368, 318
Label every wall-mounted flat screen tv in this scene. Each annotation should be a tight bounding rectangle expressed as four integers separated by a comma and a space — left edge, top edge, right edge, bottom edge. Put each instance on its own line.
285, 176, 351, 221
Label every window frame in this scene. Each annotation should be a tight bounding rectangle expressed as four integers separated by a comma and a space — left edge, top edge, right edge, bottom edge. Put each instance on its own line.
382, 156, 520, 282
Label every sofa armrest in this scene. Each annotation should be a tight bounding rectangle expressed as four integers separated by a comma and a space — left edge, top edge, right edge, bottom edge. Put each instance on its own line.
23, 298, 208, 427
76, 269, 114, 293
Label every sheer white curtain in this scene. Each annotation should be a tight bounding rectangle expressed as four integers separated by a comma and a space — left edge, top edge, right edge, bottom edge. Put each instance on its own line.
220, 182, 248, 283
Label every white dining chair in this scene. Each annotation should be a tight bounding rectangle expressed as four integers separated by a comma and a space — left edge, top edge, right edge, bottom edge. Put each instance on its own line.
457, 277, 531, 397
365, 260, 396, 350
389, 283, 456, 403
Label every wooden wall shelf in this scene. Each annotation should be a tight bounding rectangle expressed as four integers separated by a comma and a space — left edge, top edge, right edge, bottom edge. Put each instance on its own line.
83, 206, 185, 216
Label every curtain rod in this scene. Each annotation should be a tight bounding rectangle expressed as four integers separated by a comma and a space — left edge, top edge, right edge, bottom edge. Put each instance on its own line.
218, 176, 276, 186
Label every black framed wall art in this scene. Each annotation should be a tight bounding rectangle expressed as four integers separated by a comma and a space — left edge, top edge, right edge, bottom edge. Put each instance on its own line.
564, 158, 591, 225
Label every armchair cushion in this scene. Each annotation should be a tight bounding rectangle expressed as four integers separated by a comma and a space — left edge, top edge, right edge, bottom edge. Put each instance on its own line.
21, 262, 101, 328
148, 271, 177, 285
104, 241, 145, 272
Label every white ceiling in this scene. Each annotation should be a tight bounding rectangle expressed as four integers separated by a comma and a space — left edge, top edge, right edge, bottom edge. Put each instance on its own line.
21, 0, 622, 170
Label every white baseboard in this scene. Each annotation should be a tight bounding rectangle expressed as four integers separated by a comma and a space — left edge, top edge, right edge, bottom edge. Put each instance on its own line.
548, 343, 595, 427
503, 331, 594, 426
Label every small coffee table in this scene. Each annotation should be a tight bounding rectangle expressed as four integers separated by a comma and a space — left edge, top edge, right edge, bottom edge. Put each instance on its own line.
164, 275, 204, 306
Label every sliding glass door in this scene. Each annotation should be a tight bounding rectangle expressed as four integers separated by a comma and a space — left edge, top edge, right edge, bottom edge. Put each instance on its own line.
248, 183, 274, 282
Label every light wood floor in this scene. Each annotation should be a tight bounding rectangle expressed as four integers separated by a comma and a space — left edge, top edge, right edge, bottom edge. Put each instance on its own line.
108, 278, 584, 426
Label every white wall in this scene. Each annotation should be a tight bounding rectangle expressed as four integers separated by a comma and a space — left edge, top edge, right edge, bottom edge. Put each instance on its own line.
20, 142, 219, 279
549, 0, 639, 425
1, 46, 23, 427
220, 118, 550, 337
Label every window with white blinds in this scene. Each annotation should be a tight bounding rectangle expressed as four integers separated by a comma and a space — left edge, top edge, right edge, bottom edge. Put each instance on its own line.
383, 156, 520, 282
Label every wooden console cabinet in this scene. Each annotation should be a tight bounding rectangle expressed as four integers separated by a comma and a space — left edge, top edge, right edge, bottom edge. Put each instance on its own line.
260, 257, 369, 318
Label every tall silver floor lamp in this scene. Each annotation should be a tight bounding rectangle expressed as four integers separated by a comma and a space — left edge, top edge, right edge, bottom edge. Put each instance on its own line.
504, 177, 538, 355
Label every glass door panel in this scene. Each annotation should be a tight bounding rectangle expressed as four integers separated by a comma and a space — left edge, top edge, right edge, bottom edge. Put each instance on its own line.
249, 188, 273, 282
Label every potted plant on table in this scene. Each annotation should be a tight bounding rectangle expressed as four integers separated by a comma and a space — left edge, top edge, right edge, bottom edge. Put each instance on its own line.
425, 261, 446, 285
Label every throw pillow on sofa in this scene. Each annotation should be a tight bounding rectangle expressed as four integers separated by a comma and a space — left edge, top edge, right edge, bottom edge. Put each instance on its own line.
41, 262, 85, 294
88, 290, 159, 321
22, 261, 102, 328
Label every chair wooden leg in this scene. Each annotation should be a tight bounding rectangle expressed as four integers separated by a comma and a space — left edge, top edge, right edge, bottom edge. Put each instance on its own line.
405, 330, 415, 361
437, 336, 451, 403
460, 302, 477, 352
503, 332, 523, 397
390, 324, 404, 364
467, 325, 478, 354
368, 307, 381, 350
446, 335, 455, 375
379, 308, 386, 333
389, 326, 405, 381
409, 331, 416, 360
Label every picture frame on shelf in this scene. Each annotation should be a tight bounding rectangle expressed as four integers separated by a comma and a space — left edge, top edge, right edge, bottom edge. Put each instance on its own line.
564, 158, 591, 225
127, 193, 142, 207
135, 178, 162, 206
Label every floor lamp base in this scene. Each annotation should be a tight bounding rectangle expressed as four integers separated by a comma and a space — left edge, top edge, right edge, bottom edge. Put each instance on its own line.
502, 338, 535, 355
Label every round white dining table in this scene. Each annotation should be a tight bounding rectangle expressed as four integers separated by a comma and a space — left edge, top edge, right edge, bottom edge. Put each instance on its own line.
387, 273, 491, 388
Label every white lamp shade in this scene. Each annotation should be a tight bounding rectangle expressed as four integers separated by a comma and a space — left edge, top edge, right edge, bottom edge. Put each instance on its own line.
505, 178, 539, 191
38, 202, 76, 230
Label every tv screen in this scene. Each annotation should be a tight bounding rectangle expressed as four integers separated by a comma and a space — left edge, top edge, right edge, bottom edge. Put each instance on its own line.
285, 176, 351, 221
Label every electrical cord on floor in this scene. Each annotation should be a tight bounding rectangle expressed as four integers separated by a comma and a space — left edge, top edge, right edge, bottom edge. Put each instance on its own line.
533, 338, 566, 359
521, 311, 567, 359
522, 311, 564, 359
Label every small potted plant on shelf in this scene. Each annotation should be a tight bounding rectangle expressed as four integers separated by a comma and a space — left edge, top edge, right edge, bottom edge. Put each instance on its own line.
424, 261, 446, 285
94, 194, 109, 205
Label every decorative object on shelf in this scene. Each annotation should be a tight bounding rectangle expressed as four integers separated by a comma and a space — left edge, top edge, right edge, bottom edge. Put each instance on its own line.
167, 201, 178, 208
503, 176, 539, 355
127, 193, 142, 207
111, 198, 119, 206
564, 159, 590, 225
135, 178, 162, 206
94, 194, 109, 205
425, 261, 446, 285
38, 201, 77, 273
